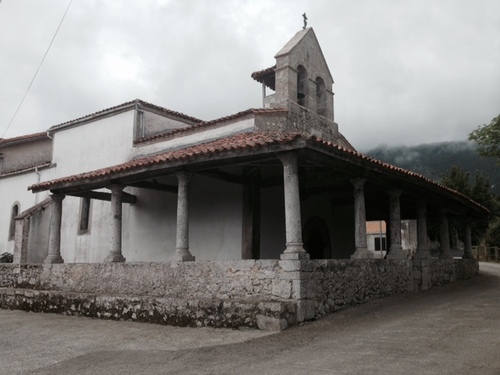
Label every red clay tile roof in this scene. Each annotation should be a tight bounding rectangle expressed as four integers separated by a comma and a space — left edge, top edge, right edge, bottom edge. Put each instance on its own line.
309, 137, 488, 212
251, 65, 276, 91
251, 65, 276, 80
30, 131, 299, 191
135, 108, 288, 145
0, 132, 49, 147
28, 131, 488, 214
49, 99, 202, 132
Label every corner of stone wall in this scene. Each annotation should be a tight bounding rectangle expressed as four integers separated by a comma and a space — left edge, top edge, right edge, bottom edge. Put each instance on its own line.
275, 259, 315, 325
412, 259, 431, 291
454, 258, 479, 280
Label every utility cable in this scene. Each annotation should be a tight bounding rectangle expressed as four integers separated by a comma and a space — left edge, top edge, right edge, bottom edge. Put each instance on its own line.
1, 0, 73, 138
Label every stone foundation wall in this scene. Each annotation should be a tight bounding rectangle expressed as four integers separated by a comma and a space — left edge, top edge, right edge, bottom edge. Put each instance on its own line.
0, 288, 296, 330
454, 259, 479, 280
0, 258, 479, 330
277, 259, 413, 319
0, 260, 281, 300
431, 259, 457, 286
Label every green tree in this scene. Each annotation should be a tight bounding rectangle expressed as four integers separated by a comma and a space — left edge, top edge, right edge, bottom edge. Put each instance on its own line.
440, 165, 499, 244
441, 165, 471, 196
469, 115, 500, 162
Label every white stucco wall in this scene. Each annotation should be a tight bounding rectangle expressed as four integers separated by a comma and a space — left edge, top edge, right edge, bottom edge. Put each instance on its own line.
132, 118, 255, 159
51, 110, 135, 178
57, 174, 244, 263
0, 170, 51, 255
137, 111, 193, 139
1, 111, 255, 263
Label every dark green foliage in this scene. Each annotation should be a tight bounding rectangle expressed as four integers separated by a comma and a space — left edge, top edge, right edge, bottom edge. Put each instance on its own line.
0, 252, 13, 263
469, 115, 500, 162
439, 166, 498, 244
365, 139, 500, 246
365, 141, 500, 194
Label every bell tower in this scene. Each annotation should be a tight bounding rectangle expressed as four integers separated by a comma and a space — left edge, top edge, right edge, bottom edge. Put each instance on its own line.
251, 28, 335, 122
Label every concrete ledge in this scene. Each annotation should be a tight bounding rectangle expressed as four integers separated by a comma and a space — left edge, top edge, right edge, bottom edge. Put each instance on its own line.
0, 288, 296, 331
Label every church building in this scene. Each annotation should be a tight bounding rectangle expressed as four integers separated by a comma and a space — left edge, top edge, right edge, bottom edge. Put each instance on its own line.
0, 28, 486, 330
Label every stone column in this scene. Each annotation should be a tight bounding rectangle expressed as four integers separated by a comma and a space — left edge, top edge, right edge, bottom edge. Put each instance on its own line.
13, 218, 29, 264
413, 198, 431, 259
439, 208, 453, 259
104, 185, 126, 262
172, 172, 195, 261
279, 153, 308, 260
45, 194, 65, 264
351, 178, 373, 259
386, 190, 405, 259
463, 220, 474, 259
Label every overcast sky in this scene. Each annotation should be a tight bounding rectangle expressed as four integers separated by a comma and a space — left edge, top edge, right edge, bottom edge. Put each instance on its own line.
1, 0, 499, 151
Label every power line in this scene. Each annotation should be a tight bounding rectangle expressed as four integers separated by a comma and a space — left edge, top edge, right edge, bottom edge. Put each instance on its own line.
1, 0, 73, 138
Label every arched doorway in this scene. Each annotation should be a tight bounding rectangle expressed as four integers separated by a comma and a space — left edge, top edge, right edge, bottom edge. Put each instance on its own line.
302, 216, 331, 259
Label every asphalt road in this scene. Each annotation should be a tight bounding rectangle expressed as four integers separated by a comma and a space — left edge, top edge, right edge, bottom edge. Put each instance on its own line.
1, 262, 500, 375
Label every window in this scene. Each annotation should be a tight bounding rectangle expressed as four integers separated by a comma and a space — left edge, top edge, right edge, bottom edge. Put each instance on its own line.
8, 203, 19, 240
316, 77, 326, 116
297, 65, 308, 107
79, 197, 91, 233
374, 237, 387, 251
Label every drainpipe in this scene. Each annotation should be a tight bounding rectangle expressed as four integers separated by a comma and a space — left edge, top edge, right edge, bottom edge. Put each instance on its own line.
34, 167, 41, 204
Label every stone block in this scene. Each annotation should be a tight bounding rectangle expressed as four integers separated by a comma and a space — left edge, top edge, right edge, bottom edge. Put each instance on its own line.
256, 315, 288, 331
278, 271, 302, 280
296, 300, 315, 322
272, 279, 292, 299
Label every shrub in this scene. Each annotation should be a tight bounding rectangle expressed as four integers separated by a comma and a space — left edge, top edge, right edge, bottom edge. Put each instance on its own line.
0, 252, 13, 263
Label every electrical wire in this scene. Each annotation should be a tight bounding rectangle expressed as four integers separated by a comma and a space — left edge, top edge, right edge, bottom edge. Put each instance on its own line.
1, 0, 73, 138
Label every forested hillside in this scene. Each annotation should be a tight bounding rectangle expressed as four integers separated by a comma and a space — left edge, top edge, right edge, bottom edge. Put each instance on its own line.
364, 141, 500, 194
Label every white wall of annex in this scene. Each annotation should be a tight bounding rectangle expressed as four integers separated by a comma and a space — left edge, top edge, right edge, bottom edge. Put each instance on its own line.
59, 174, 244, 263
51, 110, 135, 178
0, 170, 51, 254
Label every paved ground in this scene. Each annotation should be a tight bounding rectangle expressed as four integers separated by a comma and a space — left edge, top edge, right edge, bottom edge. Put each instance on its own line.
1, 262, 500, 375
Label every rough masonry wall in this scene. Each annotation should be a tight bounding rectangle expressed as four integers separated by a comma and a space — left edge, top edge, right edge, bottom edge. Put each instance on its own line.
273, 259, 413, 320
0, 261, 280, 299
0, 258, 480, 331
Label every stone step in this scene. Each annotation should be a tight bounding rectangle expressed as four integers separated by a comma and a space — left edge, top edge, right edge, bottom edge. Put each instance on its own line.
0, 288, 297, 331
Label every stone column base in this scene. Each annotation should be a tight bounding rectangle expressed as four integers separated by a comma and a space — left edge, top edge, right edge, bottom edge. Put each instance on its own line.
386, 246, 405, 259
439, 251, 453, 260
44, 254, 64, 264
413, 249, 431, 260
281, 243, 310, 260
350, 247, 373, 259
104, 252, 126, 263
172, 249, 195, 262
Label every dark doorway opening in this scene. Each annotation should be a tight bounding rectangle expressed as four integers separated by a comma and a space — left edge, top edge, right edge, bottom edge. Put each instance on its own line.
302, 216, 331, 259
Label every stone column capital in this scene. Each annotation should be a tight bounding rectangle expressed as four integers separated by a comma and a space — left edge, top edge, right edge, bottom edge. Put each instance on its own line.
176, 171, 193, 182
387, 189, 402, 199
108, 184, 125, 193
278, 152, 299, 166
350, 178, 366, 190
50, 194, 65, 203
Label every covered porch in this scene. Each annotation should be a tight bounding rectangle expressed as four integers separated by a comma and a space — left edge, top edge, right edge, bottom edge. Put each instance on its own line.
25, 132, 485, 265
